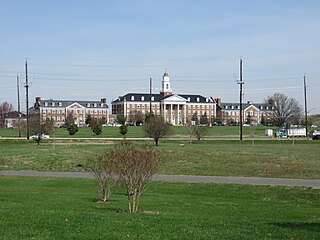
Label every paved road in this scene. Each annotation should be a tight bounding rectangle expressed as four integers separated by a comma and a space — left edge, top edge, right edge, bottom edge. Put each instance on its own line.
1, 170, 319, 188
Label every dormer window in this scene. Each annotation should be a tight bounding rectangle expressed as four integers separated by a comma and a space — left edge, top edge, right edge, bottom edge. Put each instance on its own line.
87, 103, 90, 107
225, 106, 228, 109
45, 102, 48, 106
196, 97, 200, 102
94, 103, 97, 107
151, 96, 154, 101
141, 96, 144, 101
131, 96, 134, 101
187, 97, 190, 102
59, 102, 62, 107
52, 102, 55, 107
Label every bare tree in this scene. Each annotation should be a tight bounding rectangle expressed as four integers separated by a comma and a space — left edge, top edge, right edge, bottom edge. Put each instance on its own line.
29, 116, 54, 145
144, 115, 171, 146
188, 124, 209, 141
265, 93, 302, 126
65, 112, 75, 126
0, 102, 14, 128
106, 142, 162, 213
128, 110, 144, 125
86, 154, 118, 202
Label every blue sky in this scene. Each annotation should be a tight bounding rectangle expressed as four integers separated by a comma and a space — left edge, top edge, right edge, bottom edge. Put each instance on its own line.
1, 0, 319, 114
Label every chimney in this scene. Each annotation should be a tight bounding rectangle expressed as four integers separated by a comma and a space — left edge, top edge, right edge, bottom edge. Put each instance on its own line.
215, 98, 221, 106
101, 98, 106, 103
34, 97, 41, 109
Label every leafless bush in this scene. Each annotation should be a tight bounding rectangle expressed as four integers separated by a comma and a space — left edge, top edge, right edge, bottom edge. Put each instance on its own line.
87, 154, 118, 202
188, 125, 209, 141
108, 142, 162, 213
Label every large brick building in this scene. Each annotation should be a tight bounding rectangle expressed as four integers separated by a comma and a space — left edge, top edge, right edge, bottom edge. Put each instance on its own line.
218, 101, 274, 125
112, 71, 217, 125
30, 97, 109, 127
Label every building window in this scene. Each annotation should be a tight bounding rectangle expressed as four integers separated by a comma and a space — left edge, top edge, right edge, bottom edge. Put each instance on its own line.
151, 96, 154, 101
59, 102, 62, 106
131, 96, 134, 101
141, 96, 144, 101
166, 84, 169, 90
87, 103, 90, 107
196, 97, 200, 102
45, 102, 48, 106
52, 102, 55, 107
187, 97, 190, 102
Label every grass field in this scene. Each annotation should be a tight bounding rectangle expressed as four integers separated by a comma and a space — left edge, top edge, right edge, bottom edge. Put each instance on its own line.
0, 125, 280, 138
0, 176, 319, 240
1, 139, 319, 179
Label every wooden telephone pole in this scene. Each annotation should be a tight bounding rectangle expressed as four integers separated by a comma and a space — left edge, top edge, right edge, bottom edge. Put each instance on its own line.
25, 60, 30, 140
149, 77, 152, 114
304, 75, 308, 139
17, 75, 21, 137
238, 59, 244, 141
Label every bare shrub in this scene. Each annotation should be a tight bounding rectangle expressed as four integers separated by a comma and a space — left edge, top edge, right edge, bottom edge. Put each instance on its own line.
87, 155, 118, 202
188, 125, 209, 141
108, 142, 162, 213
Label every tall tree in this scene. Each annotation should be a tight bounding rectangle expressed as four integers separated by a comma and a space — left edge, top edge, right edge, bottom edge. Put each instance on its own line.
0, 102, 14, 128
265, 93, 302, 127
144, 115, 171, 146
85, 114, 92, 125
65, 112, 75, 127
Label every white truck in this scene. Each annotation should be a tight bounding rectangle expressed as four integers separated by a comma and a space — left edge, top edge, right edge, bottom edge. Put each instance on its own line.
275, 128, 306, 137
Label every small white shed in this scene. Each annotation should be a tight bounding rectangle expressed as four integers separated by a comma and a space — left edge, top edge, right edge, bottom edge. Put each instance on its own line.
265, 129, 273, 136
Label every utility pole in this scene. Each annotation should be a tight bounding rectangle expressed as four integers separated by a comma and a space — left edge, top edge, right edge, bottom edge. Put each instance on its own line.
25, 60, 30, 140
149, 77, 152, 114
238, 58, 244, 141
17, 75, 21, 138
304, 75, 308, 139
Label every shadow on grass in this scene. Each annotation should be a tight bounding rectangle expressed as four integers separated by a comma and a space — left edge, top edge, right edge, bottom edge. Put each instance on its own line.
270, 222, 320, 232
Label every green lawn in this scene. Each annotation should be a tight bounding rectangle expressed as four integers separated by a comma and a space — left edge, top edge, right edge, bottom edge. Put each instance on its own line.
0, 125, 279, 138
0, 176, 319, 240
1, 140, 320, 179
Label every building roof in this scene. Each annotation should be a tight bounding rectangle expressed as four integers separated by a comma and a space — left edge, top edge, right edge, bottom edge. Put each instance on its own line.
35, 99, 108, 109
1, 111, 26, 118
220, 102, 270, 111
112, 93, 211, 104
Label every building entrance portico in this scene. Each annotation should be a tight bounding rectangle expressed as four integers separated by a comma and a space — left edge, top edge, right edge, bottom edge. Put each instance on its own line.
160, 95, 187, 125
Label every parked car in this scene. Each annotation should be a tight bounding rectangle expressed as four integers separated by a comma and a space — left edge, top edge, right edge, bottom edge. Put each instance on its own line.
312, 130, 320, 140
30, 134, 50, 139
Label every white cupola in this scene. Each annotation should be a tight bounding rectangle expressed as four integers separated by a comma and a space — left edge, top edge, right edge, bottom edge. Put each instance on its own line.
161, 70, 172, 96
